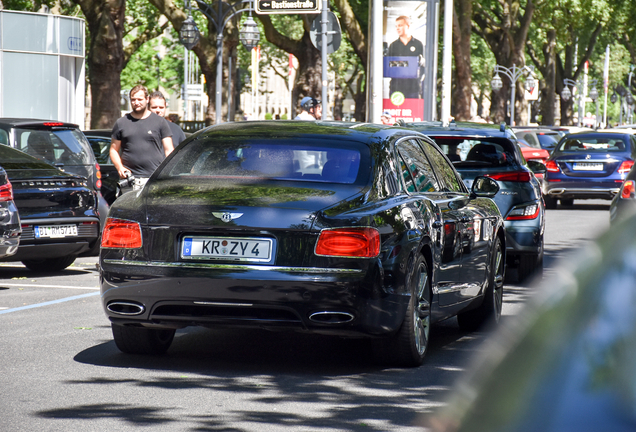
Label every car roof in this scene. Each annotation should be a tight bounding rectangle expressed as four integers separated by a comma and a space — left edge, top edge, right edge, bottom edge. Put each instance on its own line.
0, 118, 80, 129
403, 121, 516, 139
560, 131, 633, 139
194, 120, 424, 144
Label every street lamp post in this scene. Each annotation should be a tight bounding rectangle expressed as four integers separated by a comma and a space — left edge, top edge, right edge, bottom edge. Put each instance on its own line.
589, 79, 599, 129
561, 78, 587, 127
179, 0, 260, 124
490, 64, 535, 126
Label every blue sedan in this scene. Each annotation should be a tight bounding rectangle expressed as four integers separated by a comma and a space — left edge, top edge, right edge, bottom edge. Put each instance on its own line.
544, 132, 636, 209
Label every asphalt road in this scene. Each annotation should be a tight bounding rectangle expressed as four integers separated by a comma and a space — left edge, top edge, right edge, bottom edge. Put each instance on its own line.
0, 201, 611, 431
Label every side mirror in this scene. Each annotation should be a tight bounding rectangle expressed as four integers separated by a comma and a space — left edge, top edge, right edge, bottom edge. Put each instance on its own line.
527, 160, 547, 175
471, 176, 499, 198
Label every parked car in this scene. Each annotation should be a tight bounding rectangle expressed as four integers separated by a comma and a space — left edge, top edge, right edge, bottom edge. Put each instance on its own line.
609, 162, 636, 224
404, 121, 546, 281
517, 139, 550, 164
0, 118, 108, 254
512, 127, 562, 152
82, 129, 119, 205
544, 131, 636, 209
0, 166, 21, 258
425, 212, 636, 432
100, 121, 506, 366
0, 145, 100, 271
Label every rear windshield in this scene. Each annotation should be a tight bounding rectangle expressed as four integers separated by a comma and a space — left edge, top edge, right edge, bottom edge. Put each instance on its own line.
537, 133, 559, 148
0, 143, 60, 170
158, 138, 367, 185
431, 137, 521, 169
11, 127, 93, 166
556, 136, 630, 153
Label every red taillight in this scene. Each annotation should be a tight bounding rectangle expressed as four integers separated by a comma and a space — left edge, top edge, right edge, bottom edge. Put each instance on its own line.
621, 180, 636, 199
95, 163, 102, 190
101, 218, 142, 248
546, 160, 560, 173
486, 171, 532, 182
42, 122, 64, 126
618, 160, 634, 175
0, 181, 13, 202
506, 204, 540, 220
315, 228, 380, 258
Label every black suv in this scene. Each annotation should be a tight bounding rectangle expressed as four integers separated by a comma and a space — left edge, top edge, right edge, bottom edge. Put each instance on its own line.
0, 145, 100, 271
0, 119, 109, 254
404, 121, 546, 281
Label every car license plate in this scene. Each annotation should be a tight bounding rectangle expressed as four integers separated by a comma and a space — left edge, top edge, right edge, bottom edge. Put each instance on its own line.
181, 236, 272, 262
34, 225, 78, 238
573, 163, 603, 171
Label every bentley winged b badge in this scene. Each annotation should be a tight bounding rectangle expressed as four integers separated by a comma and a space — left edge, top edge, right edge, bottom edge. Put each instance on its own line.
212, 212, 244, 223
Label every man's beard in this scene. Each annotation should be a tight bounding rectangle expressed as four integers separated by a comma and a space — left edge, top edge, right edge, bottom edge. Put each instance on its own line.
132, 104, 146, 113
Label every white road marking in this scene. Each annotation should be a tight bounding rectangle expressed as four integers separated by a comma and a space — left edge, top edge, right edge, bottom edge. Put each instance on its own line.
0, 283, 99, 290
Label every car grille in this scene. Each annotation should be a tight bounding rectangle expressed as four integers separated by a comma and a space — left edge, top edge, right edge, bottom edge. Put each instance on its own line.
151, 303, 302, 326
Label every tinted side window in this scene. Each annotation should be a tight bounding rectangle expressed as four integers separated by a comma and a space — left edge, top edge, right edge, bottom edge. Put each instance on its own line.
420, 139, 464, 192
396, 139, 440, 192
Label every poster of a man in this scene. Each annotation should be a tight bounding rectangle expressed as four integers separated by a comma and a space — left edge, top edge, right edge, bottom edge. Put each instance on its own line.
387, 15, 424, 99
382, 1, 430, 123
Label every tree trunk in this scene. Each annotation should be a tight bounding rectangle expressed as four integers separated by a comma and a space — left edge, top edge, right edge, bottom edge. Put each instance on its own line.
474, 0, 535, 126
259, 15, 322, 118
73, 0, 126, 129
539, 29, 556, 125
451, 0, 472, 121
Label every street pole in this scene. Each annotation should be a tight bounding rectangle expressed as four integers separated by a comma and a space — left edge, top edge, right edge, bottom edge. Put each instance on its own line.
440, 0, 453, 125
491, 64, 534, 126
321, 0, 328, 120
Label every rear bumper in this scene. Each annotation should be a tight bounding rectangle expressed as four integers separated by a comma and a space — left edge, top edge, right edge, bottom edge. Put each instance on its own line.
504, 219, 543, 256
100, 259, 409, 337
544, 183, 620, 200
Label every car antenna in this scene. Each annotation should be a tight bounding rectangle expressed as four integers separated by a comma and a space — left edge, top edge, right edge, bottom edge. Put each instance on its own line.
500, 122, 506, 132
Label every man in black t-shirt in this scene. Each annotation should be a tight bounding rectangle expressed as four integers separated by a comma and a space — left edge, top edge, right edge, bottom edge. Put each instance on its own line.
387, 16, 424, 99
110, 85, 174, 193
149, 91, 187, 146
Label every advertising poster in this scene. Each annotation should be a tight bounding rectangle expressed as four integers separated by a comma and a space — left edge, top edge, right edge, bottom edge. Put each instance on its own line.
382, 0, 429, 123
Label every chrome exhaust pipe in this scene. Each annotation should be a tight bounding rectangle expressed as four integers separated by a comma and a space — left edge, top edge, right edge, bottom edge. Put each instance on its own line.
107, 301, 145, 316
309, 311, 355, 324
548, 189, 565, 195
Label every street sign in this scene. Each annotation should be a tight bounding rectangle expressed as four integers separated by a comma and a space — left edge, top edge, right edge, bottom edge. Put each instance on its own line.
525, 80, 539, 100
256, 0, 320, 14
309, 11, 341, 54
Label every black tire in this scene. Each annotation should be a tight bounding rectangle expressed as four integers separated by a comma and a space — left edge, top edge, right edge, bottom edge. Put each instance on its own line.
381, 254, 431, 367
22, 255, 77, 272
111, 324, 175, 355
560, 198, 574, 207
517, 236, 544, 282
457, 236, 504, 332
544, 195, 557, 209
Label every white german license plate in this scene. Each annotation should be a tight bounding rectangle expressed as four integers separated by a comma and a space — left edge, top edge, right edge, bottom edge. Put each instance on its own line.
181, 236, 272, 261
34, 225, 78, 239
573, 163, 603, 171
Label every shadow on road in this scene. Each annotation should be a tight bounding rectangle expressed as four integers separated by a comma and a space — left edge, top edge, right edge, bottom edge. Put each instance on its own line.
59, 320, 495, 429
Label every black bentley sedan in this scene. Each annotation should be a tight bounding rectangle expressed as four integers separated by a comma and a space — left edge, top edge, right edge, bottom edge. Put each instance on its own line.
100, 121, 506, 366
0, 145, 101, 271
